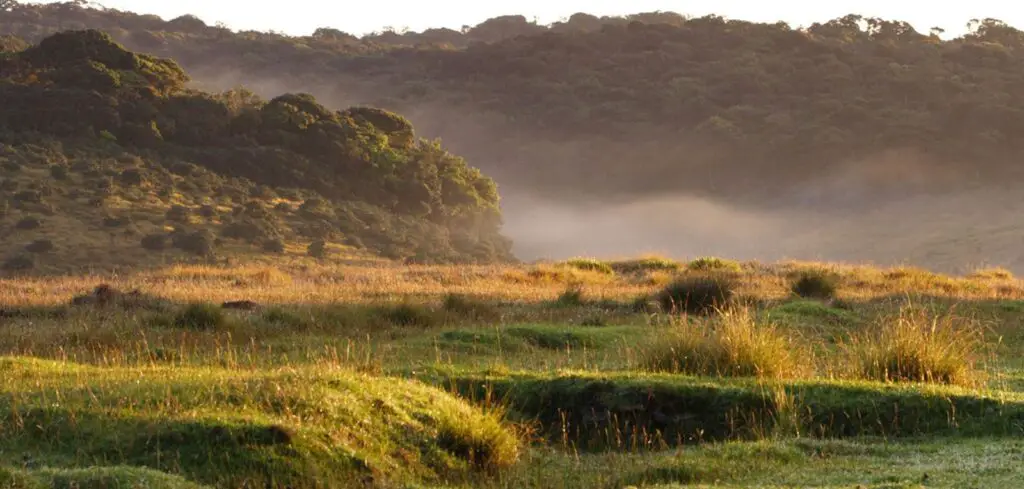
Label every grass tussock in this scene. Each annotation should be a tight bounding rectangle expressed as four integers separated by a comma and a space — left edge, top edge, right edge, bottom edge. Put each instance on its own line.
842, 303, 987, 387
687, 257, 742, 273
790, 268, 840, 300
645, 307, 809, 379
656, 275, 736, 315
969, 267, 1015, 280
609, 255, 682, 274
561, 258, 614, 275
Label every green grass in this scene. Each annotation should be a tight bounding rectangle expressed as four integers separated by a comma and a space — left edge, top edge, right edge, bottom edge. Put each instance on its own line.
0, 357, 519, 488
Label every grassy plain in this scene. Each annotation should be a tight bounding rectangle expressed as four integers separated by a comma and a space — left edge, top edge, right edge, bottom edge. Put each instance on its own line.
1, 256, 1023, 488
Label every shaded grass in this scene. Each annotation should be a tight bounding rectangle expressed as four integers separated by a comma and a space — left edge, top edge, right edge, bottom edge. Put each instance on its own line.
424, 369, 1024, 452
656, 274, 736, 315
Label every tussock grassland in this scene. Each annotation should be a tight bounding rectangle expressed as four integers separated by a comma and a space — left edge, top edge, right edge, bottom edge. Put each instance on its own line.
1, 256, 1024, 488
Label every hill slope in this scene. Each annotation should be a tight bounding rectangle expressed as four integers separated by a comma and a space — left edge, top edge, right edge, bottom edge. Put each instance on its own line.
5, 5, 1024, 208
0, 30, 513, 275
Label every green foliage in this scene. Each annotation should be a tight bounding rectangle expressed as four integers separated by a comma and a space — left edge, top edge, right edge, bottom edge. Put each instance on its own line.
375, 303, 438, 328
48, 164, 68, 180
657, 275, 736, 315
173, 303, 226, 330
791, 268, 840, 299
610, 256, 681, 274
165, 204, 190, 223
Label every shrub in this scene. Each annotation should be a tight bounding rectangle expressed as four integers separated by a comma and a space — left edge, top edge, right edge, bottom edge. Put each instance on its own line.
1, 255, 33, 272
377, 303, 437, 328
140, 233, 167, 251
49, 164, 69, 180
841, 304, 985, 387
552, 284, 585, 307
262, 237, 286, 254
198, 204, 218, 218
13, 190, 42, 204
562, 257, 614, 275
171, 229, 215, 256
25, 239, 54, 253
790, 268, 839, 299
119, 168, 144, 186
221, 219, 274, 242
15, 216, 41, 230
657, 275, 736, 315
645, 307, 807, 378
442, 293, 499, 320
174, 303, 227, 330
103, 215, 130, 227
299, 197, 333, 217
687, 256, 742, 273
274, 202, 294, 213
165, 204, 190, 223
2, 161, 20, 173
307, 240, 328, 258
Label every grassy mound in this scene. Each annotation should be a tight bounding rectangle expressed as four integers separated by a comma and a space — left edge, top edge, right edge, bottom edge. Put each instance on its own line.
0, 466, 213, 489
0, 358, 519, 488
643, 308, 807, 379
425, 370, 1024, 452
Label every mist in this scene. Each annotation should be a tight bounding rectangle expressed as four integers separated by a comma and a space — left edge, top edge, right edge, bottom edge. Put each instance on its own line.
181, 71, 1024, 275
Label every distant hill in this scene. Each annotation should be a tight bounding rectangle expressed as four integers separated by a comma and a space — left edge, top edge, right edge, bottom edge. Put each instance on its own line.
5, 4, 1024, 211
0, 29, 513, 275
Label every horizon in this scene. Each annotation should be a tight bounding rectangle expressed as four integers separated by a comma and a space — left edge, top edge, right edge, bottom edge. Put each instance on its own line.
17, 0, 1024, 38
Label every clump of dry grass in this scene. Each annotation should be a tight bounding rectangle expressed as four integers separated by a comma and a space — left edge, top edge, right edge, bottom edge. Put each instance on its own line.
840, 303, 987, 387
968, 267, 1014, 281
644, 307, 810, 379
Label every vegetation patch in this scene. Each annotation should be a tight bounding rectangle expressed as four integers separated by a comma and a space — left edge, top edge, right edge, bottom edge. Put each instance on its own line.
644, 308, 808, 379
687, 257, 743, 273
0, 358, 520, 488
841, 304, 987, 387
790, 268, 840, 299
656, 275, 736, 315
431, 370, 1024, 452
561, 258, 615, 275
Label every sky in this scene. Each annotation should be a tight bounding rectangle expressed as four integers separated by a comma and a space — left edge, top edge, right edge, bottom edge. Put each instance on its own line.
21, 0, 1024, 37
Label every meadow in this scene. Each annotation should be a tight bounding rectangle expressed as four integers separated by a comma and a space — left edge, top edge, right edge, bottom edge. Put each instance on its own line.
1, 255, 1024, 488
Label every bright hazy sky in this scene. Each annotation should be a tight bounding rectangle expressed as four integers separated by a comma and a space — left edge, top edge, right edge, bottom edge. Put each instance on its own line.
23, 1, 1024, 37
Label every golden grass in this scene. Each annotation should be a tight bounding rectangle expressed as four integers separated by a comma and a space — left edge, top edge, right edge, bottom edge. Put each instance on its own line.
0, 259, 1020, 308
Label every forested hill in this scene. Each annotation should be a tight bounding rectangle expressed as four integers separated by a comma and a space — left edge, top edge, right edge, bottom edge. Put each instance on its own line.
0, 29, 512, 274
5, 4, 1024, 209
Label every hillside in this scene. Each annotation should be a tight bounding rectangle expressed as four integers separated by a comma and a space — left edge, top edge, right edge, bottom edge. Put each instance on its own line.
5, 5, 1024, 208
0, 29, 513, 275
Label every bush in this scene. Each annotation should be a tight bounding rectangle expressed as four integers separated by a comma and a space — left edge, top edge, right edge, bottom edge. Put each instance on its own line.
165, 204, 190, 223
552, 284, 585, 307
645, 307, 807, 378
24, 239, 54, 253
13, 190, 42, 204
103, 215, 130, 227
171, 229, 215, 256
262, 237, 286, 254
307, 240, 328, 258
198, 204, 218, 218
49, 164, 69, 180
2, 161, 20, 173
657, 275, 736, 315
174, 303, 227, 330
791, 268, 839, 299
562, 257, 614, 275
1, 255, 33, 272
687, 256, 742, 273
221, 219, 274, 242
15, 216, 41, 230
119, 168, 145, 186
140, 233, 167, 251
842, 304, 985, 387
377, 303, 437, 328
